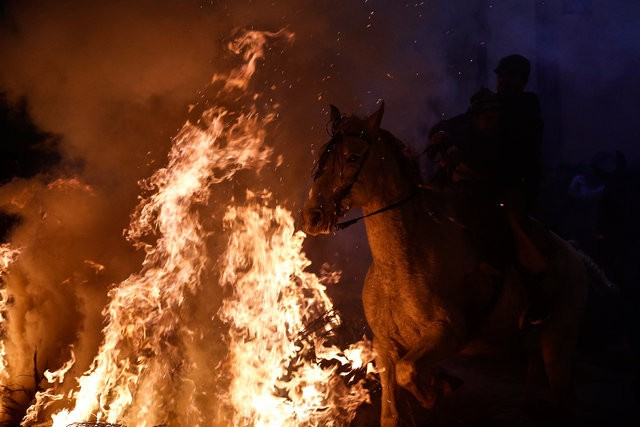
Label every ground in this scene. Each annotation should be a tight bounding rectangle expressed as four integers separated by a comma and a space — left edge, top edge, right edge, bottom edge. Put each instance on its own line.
351, 336, 639, 426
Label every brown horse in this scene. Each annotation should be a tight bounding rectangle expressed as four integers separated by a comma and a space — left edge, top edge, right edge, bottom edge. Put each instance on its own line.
302, 104, 603, 426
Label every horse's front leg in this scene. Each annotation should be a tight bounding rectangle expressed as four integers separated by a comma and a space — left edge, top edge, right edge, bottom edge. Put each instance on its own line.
395, 321, 461, 409
376, 342, 400, 427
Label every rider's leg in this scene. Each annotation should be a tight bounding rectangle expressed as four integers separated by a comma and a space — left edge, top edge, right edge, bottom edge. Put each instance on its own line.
505, 189, 550, 325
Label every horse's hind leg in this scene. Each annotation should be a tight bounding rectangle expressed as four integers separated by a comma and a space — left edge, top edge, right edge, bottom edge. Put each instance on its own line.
395, 322, 461, 409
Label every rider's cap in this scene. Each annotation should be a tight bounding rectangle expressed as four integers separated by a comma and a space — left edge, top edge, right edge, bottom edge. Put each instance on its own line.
494, 54, 531, 78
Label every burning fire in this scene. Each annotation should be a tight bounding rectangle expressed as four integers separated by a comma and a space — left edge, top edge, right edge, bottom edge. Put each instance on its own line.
0, 244, 20, 382
219, 196, 373, 426
2, 29, 374, 426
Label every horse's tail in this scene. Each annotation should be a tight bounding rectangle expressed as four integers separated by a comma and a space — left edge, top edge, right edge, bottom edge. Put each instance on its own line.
569, 241, 619, 296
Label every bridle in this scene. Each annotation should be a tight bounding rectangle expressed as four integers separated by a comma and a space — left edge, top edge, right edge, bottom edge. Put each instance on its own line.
314, 118, 418, 231
328, 129, 372, 217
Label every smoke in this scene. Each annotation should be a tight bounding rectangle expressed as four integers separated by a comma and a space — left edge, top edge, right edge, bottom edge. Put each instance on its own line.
0, 1, 511, 420
0, 2, 450, 409
0, 1, 229, 418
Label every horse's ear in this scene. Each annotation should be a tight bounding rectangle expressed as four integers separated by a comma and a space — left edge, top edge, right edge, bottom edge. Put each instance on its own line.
329, 104, 342, 123
365, 101, 384, 130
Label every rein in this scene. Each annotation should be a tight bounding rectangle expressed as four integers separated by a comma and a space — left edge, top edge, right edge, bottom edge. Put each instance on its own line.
334, 185, 469, 231
335, 190, 419, 230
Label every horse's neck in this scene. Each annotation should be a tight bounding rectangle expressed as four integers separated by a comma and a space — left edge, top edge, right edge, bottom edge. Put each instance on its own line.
362, 189, 436, 273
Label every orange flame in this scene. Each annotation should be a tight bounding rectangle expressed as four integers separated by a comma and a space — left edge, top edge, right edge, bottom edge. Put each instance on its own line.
219, 196, 373, 426
11, 29, 375, 426
0, 244, 20, 383
22, 349, 75, 426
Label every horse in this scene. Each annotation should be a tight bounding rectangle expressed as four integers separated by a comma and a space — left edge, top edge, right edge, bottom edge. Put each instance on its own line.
302, 103, 607, 426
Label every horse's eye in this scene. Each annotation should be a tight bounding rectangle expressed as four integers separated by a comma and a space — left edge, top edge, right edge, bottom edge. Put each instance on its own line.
346, 153, 360, 163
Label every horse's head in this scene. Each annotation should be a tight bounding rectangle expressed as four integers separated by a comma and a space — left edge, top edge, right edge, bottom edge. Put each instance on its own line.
303, 103, 419, 235
302, 103, 385, 235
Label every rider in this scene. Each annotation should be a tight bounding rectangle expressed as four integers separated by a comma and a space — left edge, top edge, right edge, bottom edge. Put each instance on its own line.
494, 54, 543, 214
495, 54, 549, 325
427, 54, 549, 325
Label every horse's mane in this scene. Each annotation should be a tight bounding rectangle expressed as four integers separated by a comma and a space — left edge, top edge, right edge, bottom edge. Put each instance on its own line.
378, 128, 423, 187
312, 115, 360, 181
312, 137, 338, 181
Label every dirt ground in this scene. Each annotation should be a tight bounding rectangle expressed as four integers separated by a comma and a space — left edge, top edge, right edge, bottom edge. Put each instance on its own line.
350, 335, 639, 427
317, 230, 640, 427
351, 300, 640, 427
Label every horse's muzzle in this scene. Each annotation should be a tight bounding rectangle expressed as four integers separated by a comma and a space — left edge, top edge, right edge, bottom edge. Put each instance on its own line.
302, 207, 333, 235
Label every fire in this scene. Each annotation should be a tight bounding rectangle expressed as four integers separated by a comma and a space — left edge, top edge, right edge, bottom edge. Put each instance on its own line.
22, 350, 76, 426
6, 29, 373, 426
219, 196, 373, 426
0, 244, 20, 382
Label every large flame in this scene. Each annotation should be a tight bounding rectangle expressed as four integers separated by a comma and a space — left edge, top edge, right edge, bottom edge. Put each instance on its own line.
219, 196, 373, 426
9, 29, 374, 426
